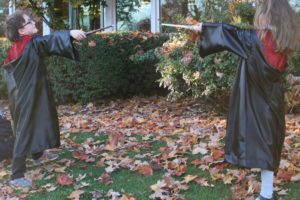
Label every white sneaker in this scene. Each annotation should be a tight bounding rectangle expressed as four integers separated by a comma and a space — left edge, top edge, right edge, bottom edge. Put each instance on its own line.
32, 151, 59, 166
10, 177, 32, 188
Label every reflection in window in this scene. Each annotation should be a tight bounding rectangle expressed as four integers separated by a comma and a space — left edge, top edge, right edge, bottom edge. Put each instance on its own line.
53, 0, 69, 29
117, 0, 151, 32
69, 1, 101, 31
289, 0, 300, 11
79, 2, 101, 31
161, 0, 204, 32
0, 1, 9, 36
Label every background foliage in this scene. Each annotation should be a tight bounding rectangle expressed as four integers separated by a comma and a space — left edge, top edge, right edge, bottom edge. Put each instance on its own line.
0, 0, 299, 111
150, 0, 300, 112
0, 39, 10, 99
0, 32, 167, 103
47, 32, 168, 104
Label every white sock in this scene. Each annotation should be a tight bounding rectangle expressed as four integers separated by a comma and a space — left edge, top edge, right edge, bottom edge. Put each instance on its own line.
260, 170, 274, 199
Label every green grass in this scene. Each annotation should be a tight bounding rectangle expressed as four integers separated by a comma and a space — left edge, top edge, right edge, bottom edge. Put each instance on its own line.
2, 132, 300, 200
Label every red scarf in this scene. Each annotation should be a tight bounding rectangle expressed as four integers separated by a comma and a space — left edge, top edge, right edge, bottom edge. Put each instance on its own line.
4, 35, 33, 64
261, 31, 287, 71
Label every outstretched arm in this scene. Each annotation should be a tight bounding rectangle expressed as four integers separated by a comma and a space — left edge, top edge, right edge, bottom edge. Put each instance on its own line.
198, 22, 251, 59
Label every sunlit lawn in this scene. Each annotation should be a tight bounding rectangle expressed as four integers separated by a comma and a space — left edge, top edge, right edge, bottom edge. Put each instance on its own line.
1, 132, 299, 200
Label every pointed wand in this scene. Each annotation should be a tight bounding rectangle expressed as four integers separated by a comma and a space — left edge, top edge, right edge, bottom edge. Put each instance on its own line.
85, 25, 114, 36
161, 23, 199, 31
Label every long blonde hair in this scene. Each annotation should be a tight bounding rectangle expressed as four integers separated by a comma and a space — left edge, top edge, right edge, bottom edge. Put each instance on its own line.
254, 0, 300, 54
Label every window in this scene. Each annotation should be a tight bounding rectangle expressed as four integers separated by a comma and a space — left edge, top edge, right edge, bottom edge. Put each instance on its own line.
0, 1, 9, 37
116, 0, 151, 31
79, 2, 101, 30
160, 0, 203, 32
68, 1, 102, 31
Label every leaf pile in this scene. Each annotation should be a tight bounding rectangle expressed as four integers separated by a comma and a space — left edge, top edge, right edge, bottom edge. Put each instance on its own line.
0, 96, 299, 199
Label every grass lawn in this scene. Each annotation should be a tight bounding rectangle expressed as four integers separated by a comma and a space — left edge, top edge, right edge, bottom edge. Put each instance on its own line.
1, 97, 299, 200
1, 132, 299, 200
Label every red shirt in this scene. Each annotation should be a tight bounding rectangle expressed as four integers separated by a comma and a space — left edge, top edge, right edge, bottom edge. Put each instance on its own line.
261, 31, 287, 71
4, 35, 33, 65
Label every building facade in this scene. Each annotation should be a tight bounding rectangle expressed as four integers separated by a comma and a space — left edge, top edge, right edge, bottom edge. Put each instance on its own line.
4, 0, 300, 36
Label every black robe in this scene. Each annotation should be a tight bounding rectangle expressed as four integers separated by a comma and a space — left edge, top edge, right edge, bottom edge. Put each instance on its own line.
2, 31, 79, 158
199, 22, 285, 171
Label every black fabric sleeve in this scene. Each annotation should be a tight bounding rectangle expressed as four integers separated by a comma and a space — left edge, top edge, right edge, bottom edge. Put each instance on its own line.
198, 22, 251, 59
34, 31, 80, 62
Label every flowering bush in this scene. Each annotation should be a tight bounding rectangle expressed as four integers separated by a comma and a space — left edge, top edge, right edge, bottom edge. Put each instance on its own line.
154, 33, 238, 107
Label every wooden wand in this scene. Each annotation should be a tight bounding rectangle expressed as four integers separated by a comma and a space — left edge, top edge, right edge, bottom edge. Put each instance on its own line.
161, 23, 198, 31
85, 25, 114, 36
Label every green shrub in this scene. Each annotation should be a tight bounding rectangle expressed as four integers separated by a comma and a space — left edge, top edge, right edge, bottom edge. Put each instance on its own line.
234, 2, 256, 24
289, 51, 300, 75
0, 33, 168, 103
47, 32, 168, 103
0, 39, 10, 99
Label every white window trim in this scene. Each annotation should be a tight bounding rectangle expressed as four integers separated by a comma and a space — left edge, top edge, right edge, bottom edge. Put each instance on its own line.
151, 0, 161, 33
42, 2, 51, 35
104, 0, 116, 31
9, 0, 15, 15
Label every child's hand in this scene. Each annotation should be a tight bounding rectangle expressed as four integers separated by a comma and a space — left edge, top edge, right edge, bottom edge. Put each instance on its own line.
70, 30, 87, 41
191, 23, 202, 32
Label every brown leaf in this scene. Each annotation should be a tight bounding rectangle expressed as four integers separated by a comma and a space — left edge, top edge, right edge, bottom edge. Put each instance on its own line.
72, 151, 89, 161
173, 164, 186, 176
136, 164, 153, 177
68, 190, 84, 199
17, 194, 30, 199
120, 194, 136, 200
0, 171, 9, 179
291, 173, 300, 182
88, 40, 96, 47
150, 158, 163, 171
56, 174, 74, 186
183, 174, 197, 183
194, 177, 213, 187
211, 149, 224, 160
99, 172, 113, 185
105, 132, 125, 151
191, 159, 202, 166
277, 170, 294, 182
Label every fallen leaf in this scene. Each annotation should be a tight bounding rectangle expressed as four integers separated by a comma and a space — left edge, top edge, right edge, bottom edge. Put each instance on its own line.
99, 172, 113, 185
68, 190, 84, 199
291, 173, 300, 182
277, 170, 294, 182
182, 174, 197, 183
136, 164, 153, 176
56, 174, 74, 186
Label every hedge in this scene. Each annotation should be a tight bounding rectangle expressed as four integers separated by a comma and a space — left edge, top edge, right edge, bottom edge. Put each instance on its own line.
0, 32, 169, 103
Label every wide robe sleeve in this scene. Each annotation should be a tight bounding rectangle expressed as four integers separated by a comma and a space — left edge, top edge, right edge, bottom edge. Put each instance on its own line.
198, 22, 251, 59
35, 31, 80, 62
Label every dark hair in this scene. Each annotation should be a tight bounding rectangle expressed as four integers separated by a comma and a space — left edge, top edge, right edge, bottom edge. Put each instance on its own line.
5, 10, 28, 42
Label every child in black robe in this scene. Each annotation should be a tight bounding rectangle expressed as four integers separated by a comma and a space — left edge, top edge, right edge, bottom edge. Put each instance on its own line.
191, 0, 299, 199
2, 10, 86, 188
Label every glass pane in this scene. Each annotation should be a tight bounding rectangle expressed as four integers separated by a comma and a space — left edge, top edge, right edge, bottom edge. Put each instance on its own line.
117, 0, 151, 31
0, 1, 9, 37
161, 0, 203, 33
79, 3, 101, 31
53, 0, 69, 29
289, 0, 300, 11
